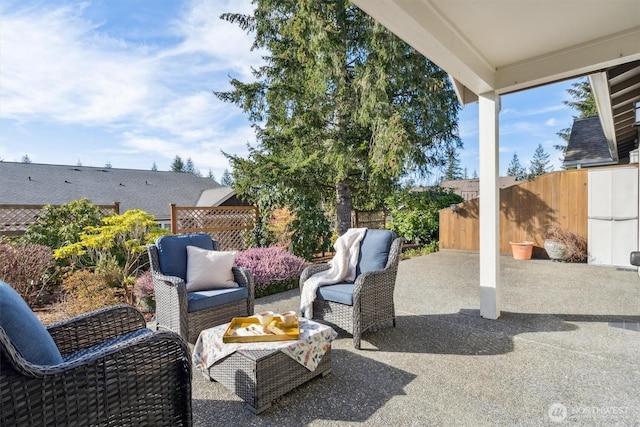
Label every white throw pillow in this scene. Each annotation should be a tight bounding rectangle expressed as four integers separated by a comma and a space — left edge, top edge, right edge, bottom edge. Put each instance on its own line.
185, 246, 238, 291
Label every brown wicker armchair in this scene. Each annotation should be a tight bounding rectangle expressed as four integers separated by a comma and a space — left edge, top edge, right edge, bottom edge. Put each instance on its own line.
1, 304, 192, 427
147, 233, 254, 343
300, 229, 403, 349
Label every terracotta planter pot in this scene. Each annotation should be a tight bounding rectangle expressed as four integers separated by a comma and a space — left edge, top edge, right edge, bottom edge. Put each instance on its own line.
509, 241, 534, 260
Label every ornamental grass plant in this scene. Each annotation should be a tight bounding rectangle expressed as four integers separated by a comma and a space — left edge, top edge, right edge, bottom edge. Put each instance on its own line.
545, 226, 587, 263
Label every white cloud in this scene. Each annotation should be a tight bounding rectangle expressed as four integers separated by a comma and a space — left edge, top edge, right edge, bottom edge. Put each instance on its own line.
167, 0, 263, 82
1, 4, 153, 123
1, 0, 262, 177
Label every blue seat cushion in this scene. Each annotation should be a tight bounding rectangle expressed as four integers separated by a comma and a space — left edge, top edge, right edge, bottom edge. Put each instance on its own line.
188, 286, 249, 312
316, 283, 354, 306
0, 280, 63, 366
63, 328, 153, 362
156, 233, 214, 281
356, 229, 396, 276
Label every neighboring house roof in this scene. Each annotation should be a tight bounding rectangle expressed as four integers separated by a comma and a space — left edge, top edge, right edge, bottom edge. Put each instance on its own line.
197, 187, 236, 207
0, 162, 232, 221
563, 116, 617, 168
437, 176, 518, 200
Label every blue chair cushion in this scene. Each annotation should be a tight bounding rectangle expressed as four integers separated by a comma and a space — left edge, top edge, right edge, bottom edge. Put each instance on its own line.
0, 280, 63, 366
316, 283, 354, 306
63, 328, 153, 362
156, 233, 214, 281
356, 229, 396, 276
187, 286, 249, 312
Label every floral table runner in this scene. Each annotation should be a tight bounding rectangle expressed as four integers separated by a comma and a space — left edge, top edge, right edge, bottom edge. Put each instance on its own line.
192, 318, 337, 372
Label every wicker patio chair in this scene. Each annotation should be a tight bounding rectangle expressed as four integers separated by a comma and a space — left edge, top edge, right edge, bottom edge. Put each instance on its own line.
147, 233, 254, 343
0, 286, 192, 427
300, 229, 403, 349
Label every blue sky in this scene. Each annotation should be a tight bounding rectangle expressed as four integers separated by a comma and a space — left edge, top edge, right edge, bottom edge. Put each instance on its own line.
1, 0, 579, 183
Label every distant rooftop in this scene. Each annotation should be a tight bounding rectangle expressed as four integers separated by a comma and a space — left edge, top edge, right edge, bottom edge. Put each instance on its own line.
0, 162, 229, 221
415, 177, 518, 201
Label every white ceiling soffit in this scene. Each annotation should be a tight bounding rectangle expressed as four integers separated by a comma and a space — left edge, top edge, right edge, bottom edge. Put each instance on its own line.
351, 0, 640, 98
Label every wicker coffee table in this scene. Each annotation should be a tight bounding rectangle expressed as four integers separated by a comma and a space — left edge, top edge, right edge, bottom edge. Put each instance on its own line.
193, 318, 335, 414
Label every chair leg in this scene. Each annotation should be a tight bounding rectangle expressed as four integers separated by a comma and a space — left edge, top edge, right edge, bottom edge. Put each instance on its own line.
353, 333, 361, 349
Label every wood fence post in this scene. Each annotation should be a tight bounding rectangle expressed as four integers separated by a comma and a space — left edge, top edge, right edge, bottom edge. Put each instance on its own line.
170, 204, 177, 234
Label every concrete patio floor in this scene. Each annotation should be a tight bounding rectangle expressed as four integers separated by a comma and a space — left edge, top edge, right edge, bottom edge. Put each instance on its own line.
191, 251, 640, 426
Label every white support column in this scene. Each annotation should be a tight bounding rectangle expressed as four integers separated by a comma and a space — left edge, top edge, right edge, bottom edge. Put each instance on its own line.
479, 91, 500, 319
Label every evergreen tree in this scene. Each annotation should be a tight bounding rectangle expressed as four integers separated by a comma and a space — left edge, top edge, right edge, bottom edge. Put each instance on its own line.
506, 153, 527, 181
221, 168, 234, 186
528, 144, 553, 178
207, 169, 216, 181
151, 161, 158, 171
76, 160, 82, 166
21, 154, 32, 163
472, 169, 478, 179
105, 161, 112, 168
218, 1, 461, 235
182, 158, 201, 176
170, 156, 185, 172
443, 146, 463, 181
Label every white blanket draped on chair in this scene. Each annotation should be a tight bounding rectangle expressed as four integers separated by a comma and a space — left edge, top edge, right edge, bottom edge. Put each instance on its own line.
300, 228, 367, 319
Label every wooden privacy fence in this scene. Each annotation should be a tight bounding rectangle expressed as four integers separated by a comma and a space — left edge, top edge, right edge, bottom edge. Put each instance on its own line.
439, 169, 588, 256
0, 202, 120, 237
170, 204, 259, 251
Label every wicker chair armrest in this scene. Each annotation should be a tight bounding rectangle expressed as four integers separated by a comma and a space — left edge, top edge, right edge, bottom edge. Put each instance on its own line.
232, 266, 253, 289
233, 266, 255, 315
11, 330, 189, 376
353, 268, 395, 296
152, 271, 186, 287
62, 331, 190, 375
47, 305, 146, 356
152, 272, 188, 300
300, 263, 331, 285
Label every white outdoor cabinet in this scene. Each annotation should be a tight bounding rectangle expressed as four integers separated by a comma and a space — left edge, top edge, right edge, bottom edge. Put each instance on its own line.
588, 166, 638, 268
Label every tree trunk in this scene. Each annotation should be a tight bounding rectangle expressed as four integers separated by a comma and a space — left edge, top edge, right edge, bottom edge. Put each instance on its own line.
335, 179, 352, 236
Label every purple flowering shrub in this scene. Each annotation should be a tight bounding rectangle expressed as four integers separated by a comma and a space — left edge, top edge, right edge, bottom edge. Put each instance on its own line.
133, 270, 154, 299
235, 247, 308, 297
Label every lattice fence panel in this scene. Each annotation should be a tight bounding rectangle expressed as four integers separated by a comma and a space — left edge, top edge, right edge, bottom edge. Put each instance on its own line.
0, 203, 120, 237
171, 205, 258, 251
0, 206, 41, 236
353, 210, 387, 229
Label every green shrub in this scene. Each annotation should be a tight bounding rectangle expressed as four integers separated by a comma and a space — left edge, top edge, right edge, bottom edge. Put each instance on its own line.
388, 187, 462, 244
288, 195, 333, 261
54, 209, 169, 304
400, 241, 439, 260
21, 198, 108, 252
0, 242, 55, 307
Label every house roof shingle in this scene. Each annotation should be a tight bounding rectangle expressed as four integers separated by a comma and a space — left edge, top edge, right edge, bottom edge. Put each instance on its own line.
563, 116, 616, 167
0, 162, 227, 220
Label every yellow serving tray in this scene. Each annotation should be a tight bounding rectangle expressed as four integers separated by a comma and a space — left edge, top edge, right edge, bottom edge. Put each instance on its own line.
223, 316, 300, 343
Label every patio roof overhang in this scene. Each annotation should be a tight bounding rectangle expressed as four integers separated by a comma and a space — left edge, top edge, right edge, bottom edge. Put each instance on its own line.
351, 0, 640, 320
351, 0, 640, 98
